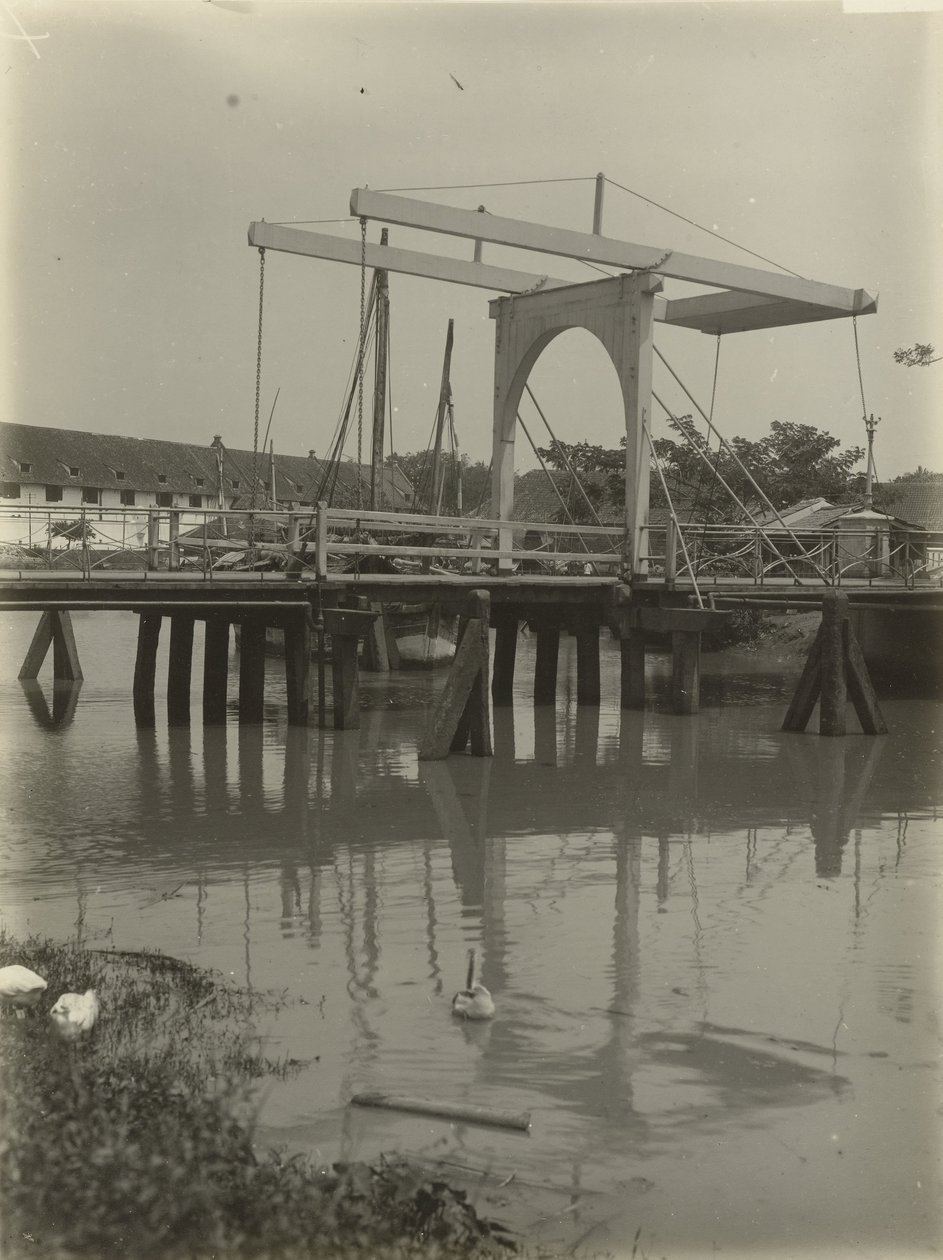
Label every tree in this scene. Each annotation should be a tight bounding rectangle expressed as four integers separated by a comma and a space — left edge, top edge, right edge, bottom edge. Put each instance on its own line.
893, 343, 940, 367
539, 419, 866, 521
49, 519, 97, 547
385, 451, 490, 514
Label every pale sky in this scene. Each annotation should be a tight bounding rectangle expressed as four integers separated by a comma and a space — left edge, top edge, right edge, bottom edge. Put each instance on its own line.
3, 1, 941, 484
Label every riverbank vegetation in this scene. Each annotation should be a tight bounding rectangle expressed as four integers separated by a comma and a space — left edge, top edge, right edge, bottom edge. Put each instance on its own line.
0, 933, 515, 1260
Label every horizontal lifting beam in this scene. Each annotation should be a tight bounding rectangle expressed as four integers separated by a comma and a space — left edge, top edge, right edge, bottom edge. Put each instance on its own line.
248, 219, 876, 336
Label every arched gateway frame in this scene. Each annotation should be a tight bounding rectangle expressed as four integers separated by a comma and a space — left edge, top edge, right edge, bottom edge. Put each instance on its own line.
248, 184, 877, 578
489, 272, 662, 574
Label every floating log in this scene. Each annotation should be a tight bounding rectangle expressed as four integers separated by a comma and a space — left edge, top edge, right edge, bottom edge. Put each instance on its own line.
350, 1091, 531, 1132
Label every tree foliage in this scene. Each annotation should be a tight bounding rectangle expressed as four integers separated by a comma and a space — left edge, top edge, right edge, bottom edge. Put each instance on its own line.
537, 419, 865, 522
48, 518, 97, 547
386, 452, 490, 515
893, 343, 940, 368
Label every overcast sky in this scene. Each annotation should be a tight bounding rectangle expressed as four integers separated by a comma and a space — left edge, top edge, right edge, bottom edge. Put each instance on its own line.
3, 1, 941, 486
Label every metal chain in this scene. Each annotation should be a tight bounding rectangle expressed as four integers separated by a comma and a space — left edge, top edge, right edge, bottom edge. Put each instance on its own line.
357, 218, 367, 511
852, 315, 869, 423
252, 247, 266, 515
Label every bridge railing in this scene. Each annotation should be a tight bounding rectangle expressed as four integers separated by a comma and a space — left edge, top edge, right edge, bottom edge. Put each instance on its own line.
642, 522, 942, 587
0, 503, 627, 579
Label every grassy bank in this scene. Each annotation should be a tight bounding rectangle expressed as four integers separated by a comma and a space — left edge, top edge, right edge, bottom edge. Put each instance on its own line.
0, 934, 514, 1260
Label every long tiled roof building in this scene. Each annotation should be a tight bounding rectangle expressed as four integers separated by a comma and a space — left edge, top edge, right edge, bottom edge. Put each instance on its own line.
0, 422, 413, 513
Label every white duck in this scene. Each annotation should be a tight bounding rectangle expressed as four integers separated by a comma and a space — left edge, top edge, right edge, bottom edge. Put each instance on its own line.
451, 949, 495, 1021
0, 965, 48, 1018
50, 990, 100, 1039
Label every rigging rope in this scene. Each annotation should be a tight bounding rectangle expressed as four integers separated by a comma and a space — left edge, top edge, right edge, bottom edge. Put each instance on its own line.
642, 419, 703, 608
357, 218, 367, 510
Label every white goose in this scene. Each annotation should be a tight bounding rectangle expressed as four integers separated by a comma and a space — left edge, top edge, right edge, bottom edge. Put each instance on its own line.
0, 965, 48, 1018
50, 990, 100, 1039
451, 949, 495, 1021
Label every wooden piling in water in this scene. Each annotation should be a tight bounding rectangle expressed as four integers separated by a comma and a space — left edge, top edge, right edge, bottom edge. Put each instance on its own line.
284, 612, 312, 726
491, 613, 517, 706
331, 633, 360, 729
420, 589, 492, 760
133, 613, 161, 727
18, 610, 83, 682
671, 630, 701, 715
167, 614, 195, 726
575, 620, 600, 705
238, 617, 267, 723
533, 623, 560, 704
202, 616, 230, 725
620, 629, 646, 709
782, 590, 887, 736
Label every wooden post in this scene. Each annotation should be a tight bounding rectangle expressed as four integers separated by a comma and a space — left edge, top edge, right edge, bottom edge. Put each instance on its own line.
620, 629, 646, 709
371, 229, 390, 511
167, 614, 195, 725
533, 623, 560, 705
671, 630, 701, 715
238, 617, 267, 723
18, 610, 83, 682
168, 511, 180, 571
133, 613, 161, 727
420, 589, 492, 760
332, 634, 360, 729
665, 517, 678, 588
782, 590, 886, 736
361, 603, 390, 672
284, 611, 312, 726
147, 510, 160, 571
315, 501, 328, 579
819, 591, 848, 736
491, 613, 517, 706
575, 620, 600, 706
202, 616, 230, 725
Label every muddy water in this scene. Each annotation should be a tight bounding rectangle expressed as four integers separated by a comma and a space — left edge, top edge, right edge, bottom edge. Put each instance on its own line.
0, 611, 940, 1259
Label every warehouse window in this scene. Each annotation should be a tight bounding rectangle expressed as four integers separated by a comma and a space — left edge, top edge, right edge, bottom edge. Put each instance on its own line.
1, 482, 20, 498
120, 489, 136, 506
45, 485, 63, 502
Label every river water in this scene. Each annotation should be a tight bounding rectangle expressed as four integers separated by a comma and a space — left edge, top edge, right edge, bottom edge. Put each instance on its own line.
1, 611, 940, 1259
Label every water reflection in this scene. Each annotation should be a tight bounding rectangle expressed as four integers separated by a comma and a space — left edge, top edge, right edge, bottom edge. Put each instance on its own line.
20, 679, 83, 729
1, 637, 940, 1256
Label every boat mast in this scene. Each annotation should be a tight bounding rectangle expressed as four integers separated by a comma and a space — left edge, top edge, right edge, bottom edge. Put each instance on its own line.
430, 319, 454, 515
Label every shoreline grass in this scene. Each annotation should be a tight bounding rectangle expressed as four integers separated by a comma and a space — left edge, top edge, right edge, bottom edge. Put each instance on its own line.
0, 932, 515, 1260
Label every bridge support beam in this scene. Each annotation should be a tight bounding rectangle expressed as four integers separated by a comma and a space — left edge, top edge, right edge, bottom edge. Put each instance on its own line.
202, 616, 230, 724
575, 621, 601, 706
284, 612, 312, 726
18, 610, 83, 682
533, 623, 560, 705
782, 591, 887, 736
167, 614, 195, 726
133, 613, 161, 727
238, 617, 267, 724
620, 630, 646, 709
670, 630, 701, 715
492, 613, 518, 706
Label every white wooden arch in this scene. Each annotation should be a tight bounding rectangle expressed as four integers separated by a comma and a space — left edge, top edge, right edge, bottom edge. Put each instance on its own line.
489, 272, 662, 572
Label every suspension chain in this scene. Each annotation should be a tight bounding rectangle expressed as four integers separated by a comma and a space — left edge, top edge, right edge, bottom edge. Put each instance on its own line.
357, 218, 367, 510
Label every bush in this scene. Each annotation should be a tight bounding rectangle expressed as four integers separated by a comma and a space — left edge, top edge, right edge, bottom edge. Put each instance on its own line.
0, 935, 513, 1260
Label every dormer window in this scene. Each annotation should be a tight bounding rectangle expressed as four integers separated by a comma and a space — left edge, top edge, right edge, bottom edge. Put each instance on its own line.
112, 469, 126, 480
18, 461, 31, 474
68, 466, 79, 477
157, 474, 168, 484
230, 479, 241, 490
195, 477, 205, 488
